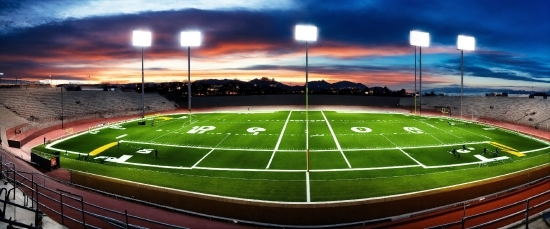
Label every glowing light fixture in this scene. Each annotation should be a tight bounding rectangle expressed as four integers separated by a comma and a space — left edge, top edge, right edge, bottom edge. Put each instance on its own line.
457, 35, 475, 51
132, 30, 152, 118
295, 25, 318, 42
180, 31, 203, 112
180, 31, 202, 47
409, 30, 430, 47
132, 30, 151, 47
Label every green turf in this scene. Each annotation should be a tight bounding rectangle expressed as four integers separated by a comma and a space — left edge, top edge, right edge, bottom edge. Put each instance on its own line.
37, 110, 550, 202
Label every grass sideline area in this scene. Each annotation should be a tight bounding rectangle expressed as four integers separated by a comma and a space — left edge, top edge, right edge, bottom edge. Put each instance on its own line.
34, 110, 550, 202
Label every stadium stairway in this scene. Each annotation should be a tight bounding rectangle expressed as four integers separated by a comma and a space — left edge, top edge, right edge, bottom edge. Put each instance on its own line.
0, 179, 65, 229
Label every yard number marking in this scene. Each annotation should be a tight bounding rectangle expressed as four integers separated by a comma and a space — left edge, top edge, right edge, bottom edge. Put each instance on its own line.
247, 127, 266, 135
136, 149, 154, 154
109, 124, 126, 130
187, 126, 216, 134
351, 127, 372, 133
404, 127, 423, 134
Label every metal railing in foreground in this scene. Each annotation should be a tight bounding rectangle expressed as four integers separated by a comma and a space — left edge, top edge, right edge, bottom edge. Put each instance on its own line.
0, 154, 188, 229
426, 189, 550, 229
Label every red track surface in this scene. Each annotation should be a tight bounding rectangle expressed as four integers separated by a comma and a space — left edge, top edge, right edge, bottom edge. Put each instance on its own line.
2, 107, 549, 228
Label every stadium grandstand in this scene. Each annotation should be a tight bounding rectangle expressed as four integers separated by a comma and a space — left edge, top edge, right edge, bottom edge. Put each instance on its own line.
399, 96, 550, 132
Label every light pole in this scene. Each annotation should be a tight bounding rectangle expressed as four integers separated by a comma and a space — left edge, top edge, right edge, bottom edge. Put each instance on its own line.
132, 30, 152, 119
180, 31, 202, 113
410, 30, 430, 115
61, 83, 64, 129
295, 24, 317, 172
0, 73, 3, 86
457, 35, 475, 119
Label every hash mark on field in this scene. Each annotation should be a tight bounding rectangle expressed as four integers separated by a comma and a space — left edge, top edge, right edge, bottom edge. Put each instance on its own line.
266, 111, 292, 169
321, 111, 351, 168
192, 133, 232, 168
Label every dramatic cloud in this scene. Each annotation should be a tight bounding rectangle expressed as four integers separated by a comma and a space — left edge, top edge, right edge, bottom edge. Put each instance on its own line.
0, 0, 548, 93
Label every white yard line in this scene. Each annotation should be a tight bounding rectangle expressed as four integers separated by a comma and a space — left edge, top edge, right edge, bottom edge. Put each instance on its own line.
306, 112, 309, 150
380, 134, 427, 168
321, 111, 351, 168
458, 125, 492, 140
306, 171, 311, 202
192, 133, 231, 168
191, 148, 216, 168
421, 121, 461, 138
116, 134, 127, 139
426, 132, 445, 145
397, 148, 427, 168
266, 111, 292, 169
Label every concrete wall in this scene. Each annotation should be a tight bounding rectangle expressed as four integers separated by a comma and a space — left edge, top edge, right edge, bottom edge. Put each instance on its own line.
71, 165, 549, 226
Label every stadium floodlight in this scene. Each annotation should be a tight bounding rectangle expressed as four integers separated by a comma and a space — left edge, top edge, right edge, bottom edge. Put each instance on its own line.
409, 30, 430, 115
132, 30, 152, 47
295, 24, 317, 173
295, 25, 318, 42
457, 35, 476, 119
180, 31, 202, 47
181, 31, 202, 112
457, 35, 475, 51
409, 30, 430, 47
132, 30, 152, 119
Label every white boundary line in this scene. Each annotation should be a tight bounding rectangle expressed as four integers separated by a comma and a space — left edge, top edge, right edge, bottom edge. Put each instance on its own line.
194, 166, 302, 172
321, 111, 351, 168
266, 111, 292, 169
312, 164, 421, 172
523, 145, 550, 153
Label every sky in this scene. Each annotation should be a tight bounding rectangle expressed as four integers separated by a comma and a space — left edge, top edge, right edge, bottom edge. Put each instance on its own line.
0, 0, 549, 94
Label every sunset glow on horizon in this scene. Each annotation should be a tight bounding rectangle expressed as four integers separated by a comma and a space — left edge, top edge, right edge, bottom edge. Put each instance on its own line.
0, 0, 548, 94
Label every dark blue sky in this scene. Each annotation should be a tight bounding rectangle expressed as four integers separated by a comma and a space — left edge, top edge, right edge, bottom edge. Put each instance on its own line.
0, 0, 548, 93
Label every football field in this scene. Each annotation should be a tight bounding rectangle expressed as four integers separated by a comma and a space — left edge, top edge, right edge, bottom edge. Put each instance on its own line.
37, 110, 550, 202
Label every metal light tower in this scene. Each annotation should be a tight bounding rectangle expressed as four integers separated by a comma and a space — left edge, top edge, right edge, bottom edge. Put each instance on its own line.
457, 35, 475, 119
0, 73, 3, 86
410, 31, 430, 115
180, 31, 202, 113
295, 24, 317, 172
61, 83, 64, 129
132, 30, 152, 119
414, 47, 417, 114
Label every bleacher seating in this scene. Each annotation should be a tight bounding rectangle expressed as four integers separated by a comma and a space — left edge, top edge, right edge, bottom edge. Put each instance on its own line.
0, 86, 176, 133
399, 96, 550, 129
